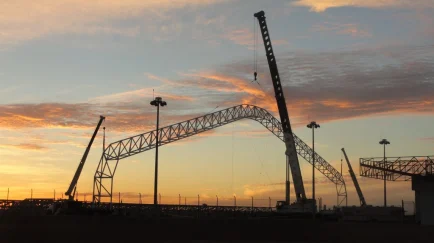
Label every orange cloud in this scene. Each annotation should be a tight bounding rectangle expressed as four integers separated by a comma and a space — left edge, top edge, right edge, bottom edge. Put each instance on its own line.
178, 71, 277, 111
0, 143, 46, 151
223, 28, 254, 49
1, 46, 433, 139
0, 0, 227, 45
190, 73, 266, 97
291, 0, 434, 12
205, 44, 434, 125
222, 28, 290, 49
89, 87, 194, 104
311, 22, 372, 38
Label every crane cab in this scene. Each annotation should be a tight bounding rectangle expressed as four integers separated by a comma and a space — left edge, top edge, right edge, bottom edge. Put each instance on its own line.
276, 200, 288, 209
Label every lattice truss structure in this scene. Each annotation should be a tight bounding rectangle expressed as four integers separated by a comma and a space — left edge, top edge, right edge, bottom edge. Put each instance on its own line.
93, 104, 347, 205
360, 156, 434, 181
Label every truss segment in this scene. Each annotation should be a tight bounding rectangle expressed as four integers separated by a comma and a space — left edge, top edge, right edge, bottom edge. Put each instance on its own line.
360, 156, 434, 181
93, 104, 347, 206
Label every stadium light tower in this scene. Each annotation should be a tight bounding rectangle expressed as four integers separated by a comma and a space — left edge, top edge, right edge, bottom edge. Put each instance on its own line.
150, 97, 167, 206
379, 138, 390, 207
307, 121, 320, 214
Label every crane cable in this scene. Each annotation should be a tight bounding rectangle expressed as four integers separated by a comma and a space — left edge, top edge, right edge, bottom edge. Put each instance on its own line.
341, 151, 343, 176
231, 123, 235, 196
253, 17, 258, 82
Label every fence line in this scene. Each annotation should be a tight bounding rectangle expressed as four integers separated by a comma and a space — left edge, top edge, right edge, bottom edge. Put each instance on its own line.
1, 189, 415, 210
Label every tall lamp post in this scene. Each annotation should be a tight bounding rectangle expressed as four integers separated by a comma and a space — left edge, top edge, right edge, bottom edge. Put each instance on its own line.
307, 121, 320, 214
150, 97, 167, 206
379, 138, 390, 207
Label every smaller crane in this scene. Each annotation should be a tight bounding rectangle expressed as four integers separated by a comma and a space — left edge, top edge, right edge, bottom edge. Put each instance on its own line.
65, 115, 105, 200
48, 116, 105, 215
341, 148, 367, 206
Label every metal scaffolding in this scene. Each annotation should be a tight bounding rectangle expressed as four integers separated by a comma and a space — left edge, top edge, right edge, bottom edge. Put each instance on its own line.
360, 156, 434, 181
93, 104, 347, 206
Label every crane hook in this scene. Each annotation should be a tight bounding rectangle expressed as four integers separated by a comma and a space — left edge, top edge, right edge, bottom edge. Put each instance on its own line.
254, 71, 257, 81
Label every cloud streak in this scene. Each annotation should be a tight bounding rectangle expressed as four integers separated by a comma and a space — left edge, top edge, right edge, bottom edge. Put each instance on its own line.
291, 0, 434, 12
0, 0, 227, 45
211, 44, 434, 124
0, 44, 433, 134
0, 143, 47, 151
311, 22, 372, 38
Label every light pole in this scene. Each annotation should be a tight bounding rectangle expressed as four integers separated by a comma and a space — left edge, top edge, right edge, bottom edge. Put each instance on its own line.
150, 97, 167, 207
379, 138, 390, 207
307, 121, 320, 214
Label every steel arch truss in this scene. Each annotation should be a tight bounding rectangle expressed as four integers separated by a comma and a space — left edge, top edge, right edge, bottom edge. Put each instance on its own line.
360, 156, 434, 181
93, 104, 347, 206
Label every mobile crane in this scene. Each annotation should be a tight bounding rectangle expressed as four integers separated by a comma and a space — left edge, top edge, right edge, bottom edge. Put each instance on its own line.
48, 116, 105, 215
65, 115, 105, 200
341, 148, 366, 206
254, 11, 314, 213
339, 148, 401, 222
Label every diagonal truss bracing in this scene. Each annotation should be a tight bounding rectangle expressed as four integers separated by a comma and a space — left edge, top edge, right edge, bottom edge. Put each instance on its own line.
360, 156, 434, 181
93, 104, 347, 206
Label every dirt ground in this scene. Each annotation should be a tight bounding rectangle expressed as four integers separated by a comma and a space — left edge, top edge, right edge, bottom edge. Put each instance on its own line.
0, 214, 433, 243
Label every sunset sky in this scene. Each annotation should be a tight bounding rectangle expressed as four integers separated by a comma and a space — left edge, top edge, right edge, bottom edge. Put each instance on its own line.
0, 0, 433, 208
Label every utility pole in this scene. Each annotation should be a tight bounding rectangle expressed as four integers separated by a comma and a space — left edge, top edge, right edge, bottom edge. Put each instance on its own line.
150, 97, 167, 207
216, 195, 218, 207
307, 121, 320, 215
286, 155, 290, 205
379, 139, 390, 207
103, 127, 105, 152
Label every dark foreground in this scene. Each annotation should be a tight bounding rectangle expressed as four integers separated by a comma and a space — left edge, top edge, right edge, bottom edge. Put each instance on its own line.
1, 213, 433, 243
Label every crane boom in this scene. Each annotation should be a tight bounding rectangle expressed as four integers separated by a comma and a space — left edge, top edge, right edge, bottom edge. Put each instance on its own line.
254, 11, 306, 201
341, 148, 367, 206
65, 115, 105, 200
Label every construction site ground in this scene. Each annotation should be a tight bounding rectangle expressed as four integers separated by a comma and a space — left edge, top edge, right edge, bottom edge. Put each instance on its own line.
0, 211, 432, 243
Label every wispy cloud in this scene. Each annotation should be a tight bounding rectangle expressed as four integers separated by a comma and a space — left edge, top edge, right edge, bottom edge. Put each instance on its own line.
1, 45, 433, 134
311, 22, 372, 38
221, 28, 290, 49
208, 44, 434, 124
89, 88, 194, 104
0, 143, 47, 151
222, 28, 254, 49
420, 137, 434, 142
291, 0, 434, 12
0, 0, 227, 46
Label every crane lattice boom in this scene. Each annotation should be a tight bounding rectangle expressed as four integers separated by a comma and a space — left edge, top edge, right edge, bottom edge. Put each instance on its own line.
254, 10, 305, 201
66, 115, 105, 200
342, 148, 366, 206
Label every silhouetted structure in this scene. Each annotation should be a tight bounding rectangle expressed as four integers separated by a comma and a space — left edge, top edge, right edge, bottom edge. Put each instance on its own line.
92, 104, 346, 206
150, 97, 167, 206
